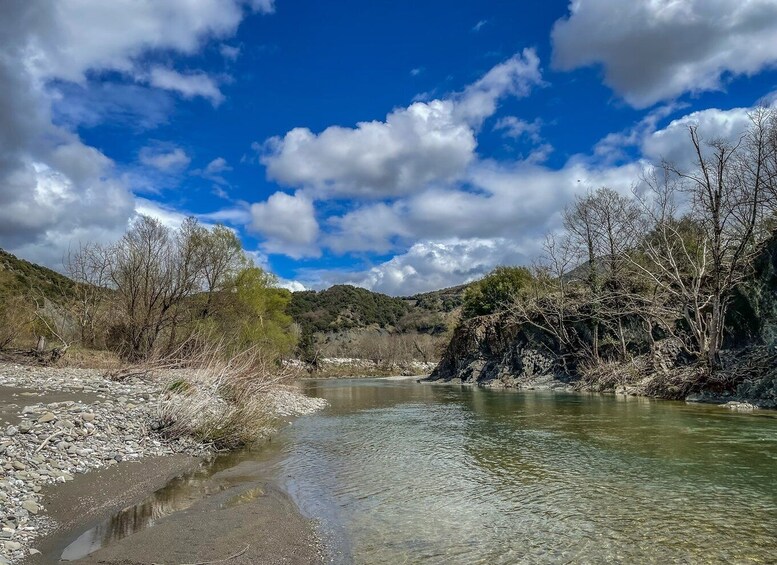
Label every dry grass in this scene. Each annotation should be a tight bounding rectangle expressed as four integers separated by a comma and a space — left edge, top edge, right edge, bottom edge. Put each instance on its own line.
59, 346, 122, 370
144, 339, 299, 449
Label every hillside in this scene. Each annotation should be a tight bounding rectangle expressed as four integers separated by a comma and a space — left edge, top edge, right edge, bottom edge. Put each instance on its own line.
0, 249, 74, 300
287, 283, 468, 336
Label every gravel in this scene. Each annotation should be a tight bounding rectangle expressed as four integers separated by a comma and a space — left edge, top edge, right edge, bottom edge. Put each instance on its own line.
0, 363, 326, 563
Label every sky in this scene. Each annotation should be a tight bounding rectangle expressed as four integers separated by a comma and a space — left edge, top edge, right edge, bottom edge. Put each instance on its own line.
3, 0, 777, 295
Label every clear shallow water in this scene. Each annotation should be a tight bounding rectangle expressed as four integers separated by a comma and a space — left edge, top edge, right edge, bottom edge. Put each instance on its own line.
59, 378, 777, 563
279, 379, 777, 564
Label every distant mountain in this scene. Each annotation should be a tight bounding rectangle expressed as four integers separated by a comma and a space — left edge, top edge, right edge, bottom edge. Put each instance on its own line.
287, 283, 468, 336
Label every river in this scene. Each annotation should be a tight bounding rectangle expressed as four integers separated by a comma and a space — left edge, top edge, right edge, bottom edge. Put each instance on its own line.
65, 378, 777, 564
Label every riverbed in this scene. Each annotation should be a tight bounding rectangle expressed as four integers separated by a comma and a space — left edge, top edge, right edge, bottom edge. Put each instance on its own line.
46, 378, 777, 564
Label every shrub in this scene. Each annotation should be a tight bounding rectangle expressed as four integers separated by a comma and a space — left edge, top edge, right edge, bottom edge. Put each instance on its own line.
462, 266, 533, 318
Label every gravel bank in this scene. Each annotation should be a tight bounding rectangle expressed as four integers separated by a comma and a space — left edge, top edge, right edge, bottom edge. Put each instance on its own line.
0, 364, 326, 564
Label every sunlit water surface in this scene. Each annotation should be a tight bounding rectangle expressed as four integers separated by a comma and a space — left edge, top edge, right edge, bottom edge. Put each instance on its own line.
61, 378, 777, 563
279, 379, 777, 564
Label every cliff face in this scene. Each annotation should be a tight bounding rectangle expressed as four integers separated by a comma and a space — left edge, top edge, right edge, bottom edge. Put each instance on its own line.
429, 314, 567, 388
728, 233, 777, 347
429, 232, 777, 404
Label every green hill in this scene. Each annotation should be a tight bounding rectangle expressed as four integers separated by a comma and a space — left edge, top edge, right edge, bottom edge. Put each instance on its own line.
0, 249, 74, 300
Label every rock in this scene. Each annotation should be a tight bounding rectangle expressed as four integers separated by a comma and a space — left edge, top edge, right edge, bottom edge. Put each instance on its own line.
4, 426, 18, 437
12, 461, 26, 471
3, 540, 21, 551
82, 413, 96, 423
37, 412, 56, 423
21, 501, 39, 515
29, 548, 41, 556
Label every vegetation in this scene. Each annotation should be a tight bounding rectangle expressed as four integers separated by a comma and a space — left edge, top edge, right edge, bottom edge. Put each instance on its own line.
287, 285, 409, 334
500, 108, 777, 378
462, 266, 533, 318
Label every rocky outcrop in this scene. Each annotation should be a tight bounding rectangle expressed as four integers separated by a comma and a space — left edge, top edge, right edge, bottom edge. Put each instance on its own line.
428, 314, 570, 388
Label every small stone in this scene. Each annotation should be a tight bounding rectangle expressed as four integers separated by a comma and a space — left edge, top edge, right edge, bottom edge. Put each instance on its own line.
12, 461, 25, 471
21, 501, 40, 515
82, 413, 96, 423
38, 412, 56, 423
3, 540, 21, 551
5, 426, 18, 437
29, 549, 41, 556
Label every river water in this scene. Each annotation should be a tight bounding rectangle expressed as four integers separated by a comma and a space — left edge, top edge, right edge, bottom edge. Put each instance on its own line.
63, 378, 777, 564
281, 378, 777, 564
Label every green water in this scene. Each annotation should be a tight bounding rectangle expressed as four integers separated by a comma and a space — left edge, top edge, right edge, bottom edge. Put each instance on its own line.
275, 379, 777, 564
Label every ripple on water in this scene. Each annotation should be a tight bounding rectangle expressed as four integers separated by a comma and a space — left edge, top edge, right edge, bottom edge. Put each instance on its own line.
277, 380, 777, 564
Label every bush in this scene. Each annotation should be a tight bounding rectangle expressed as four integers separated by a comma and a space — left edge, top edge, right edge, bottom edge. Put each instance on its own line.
462, 266, 533, 318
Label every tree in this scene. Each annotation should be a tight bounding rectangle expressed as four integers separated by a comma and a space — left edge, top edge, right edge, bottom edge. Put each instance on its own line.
632, 109, 777, 368
64, 243, 111, 347
462, 266, 533, 318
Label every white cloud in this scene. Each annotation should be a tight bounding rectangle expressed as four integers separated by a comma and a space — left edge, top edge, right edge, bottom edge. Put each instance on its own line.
0, 0, 263, 267
220, 44, 241, 61
494, 116, 542, 141
250, 192, 320, 258
138, 146, 190, 172
472, 20, 488, 32
277, 279, 307, 292
260, 50, 543, 199
205, 157, 231, 175
325, 158, 641, 255
336, 238, 530, 296
552, 0, 777, 108
453, 49, 543, 125
148, 67, 224, 105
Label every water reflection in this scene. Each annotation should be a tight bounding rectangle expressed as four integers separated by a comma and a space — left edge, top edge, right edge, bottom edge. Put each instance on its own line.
59, 379, 777, 564
286, 379, 777, 564
60, 450, 264, 561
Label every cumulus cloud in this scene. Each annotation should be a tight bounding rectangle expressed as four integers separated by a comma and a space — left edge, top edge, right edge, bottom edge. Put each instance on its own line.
552, 0, 777, 108
333, 238, 532, 296
326, 158, 641, 255
494, 116, 542, 141
260, 49, 543, 199
147, 68, 224, 105
250, 192, 320, 258
0, 0, 263, 267
138, 146, 190, 172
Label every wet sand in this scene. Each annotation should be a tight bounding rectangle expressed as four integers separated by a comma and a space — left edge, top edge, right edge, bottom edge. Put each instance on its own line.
29, 450, 324, 565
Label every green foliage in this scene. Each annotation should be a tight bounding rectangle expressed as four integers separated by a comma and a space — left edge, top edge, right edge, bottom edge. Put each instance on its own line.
287, 285, 409, 334
462, 266, 533, 318
230, 267, 297, 356
0, 249, 74, 302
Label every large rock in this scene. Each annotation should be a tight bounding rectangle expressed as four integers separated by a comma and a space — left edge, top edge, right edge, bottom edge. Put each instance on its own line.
428, 313, 565, 387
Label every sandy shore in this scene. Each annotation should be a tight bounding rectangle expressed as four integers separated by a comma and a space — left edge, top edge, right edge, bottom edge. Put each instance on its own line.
31, 451, 324, 564
0, 364, 326, 564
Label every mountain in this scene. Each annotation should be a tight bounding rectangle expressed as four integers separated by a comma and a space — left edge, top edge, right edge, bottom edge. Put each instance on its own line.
287, 283, 468, 336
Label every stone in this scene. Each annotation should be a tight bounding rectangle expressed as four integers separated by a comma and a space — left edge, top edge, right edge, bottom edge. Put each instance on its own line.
4, 426, 18, 437
3, 540, 21, 551
11, 461, 25, 471
21, 501, 39, 515
37, 412, 56, 423
82, 413, 96, 423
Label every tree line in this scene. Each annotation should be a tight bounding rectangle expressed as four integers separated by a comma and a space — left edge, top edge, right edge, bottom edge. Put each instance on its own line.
13, 216, 296, 363
463, 108, 777, 373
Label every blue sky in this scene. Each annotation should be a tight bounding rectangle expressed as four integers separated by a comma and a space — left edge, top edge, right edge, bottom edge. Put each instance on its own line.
3, 0, 777, 294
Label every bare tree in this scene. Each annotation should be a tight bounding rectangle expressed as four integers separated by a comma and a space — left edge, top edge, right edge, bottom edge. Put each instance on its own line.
631, 109, 777, 368
64, 243, 111, 347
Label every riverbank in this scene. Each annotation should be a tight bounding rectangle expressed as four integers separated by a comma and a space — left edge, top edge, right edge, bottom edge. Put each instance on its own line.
292, 357, 437, 378
0, 363, 326, 563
